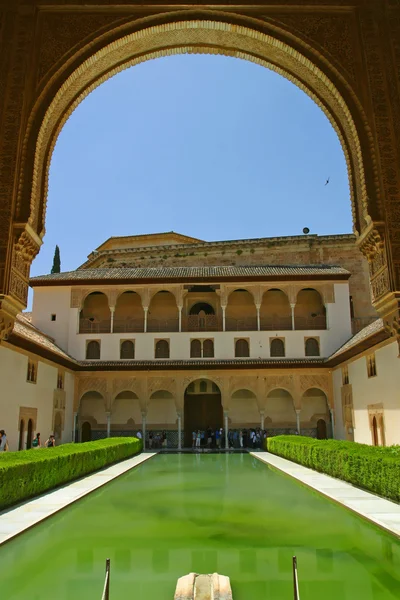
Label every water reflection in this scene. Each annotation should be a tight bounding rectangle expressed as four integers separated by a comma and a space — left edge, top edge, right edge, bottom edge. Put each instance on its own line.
0, 454, 398, 600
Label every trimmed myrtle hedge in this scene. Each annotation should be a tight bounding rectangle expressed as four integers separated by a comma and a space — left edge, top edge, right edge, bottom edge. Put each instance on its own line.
0, 437, 142, 510
266, 435, 400, 503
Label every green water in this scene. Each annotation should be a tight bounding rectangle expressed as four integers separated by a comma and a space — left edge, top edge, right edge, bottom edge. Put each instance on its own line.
0, 454, 399, 600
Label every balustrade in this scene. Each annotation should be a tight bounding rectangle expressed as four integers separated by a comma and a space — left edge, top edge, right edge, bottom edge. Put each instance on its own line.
79, 318, 111, 334
260, 316, 293, 331
294, 316, 327, 330
225, 316, 258, 331
113, 318, 144, 333
183, 314, 221, 332
147, 318, 179, 333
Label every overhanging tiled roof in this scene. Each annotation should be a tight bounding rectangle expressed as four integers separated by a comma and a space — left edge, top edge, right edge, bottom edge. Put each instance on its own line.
77, 357, 325, 370
30, 264, 350, 285
327, 318, 388, 363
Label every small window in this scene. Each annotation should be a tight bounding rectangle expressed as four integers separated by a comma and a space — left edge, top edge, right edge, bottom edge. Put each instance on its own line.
342, 365, 349, 386
235, 339, 249, 358
86, 340, 100, 360
305, 338, 320, 357
120, 340, 135, 359
203, 339, 214, 358
27, 359, 37, 383
199, 380, 207, 393
51, 314, 57, 322
270, 338, 285, 357
155, 339, 169, 359
57, 371, 64, 390
367, 354, 377, 378
190, 339, 202, 358
187, 382, 195, 393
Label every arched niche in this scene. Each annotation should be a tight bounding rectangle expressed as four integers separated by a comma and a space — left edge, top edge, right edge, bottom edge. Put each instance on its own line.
148, 291, 179, 332
147, 390, 176, 427
79, 292, 111, 333
111, 391, 141, 431
294, 289, 326, 330
114, 291, 144, 333
79, 391, 107, 427
230, 389, 259, 426
301, 388, 330, 437
260, 289, 292, 330
226, 290, 257, 331
184, 379, 222, 446
265, 388, 296, 428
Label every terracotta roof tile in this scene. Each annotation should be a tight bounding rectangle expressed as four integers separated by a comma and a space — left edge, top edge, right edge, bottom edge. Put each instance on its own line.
328, 318, 385, 360
13, 315, 77, 363
30, 264, 350, 284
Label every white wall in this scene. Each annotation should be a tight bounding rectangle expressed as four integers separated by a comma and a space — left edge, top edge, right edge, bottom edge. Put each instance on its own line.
32, 286, 72, 351
0, 345, 75, 451
332, 341, 400, 446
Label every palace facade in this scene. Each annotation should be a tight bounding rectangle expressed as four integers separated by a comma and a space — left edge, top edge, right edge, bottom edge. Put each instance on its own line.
0, 232, 398, 450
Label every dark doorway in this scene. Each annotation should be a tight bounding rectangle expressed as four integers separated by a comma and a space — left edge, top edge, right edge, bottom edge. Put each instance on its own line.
316, 419, 327, 440
184, 380, 223, 447
19, 419, 25, 451
372, 416, 379, 446
26, 419, 33, 449
81, 421, 92, 442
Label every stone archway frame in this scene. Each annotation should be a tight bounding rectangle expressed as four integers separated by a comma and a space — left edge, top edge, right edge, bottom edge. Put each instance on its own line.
264, 375, 299, 410
77, 377, 108, 412
298, 374, 332, 410
229, 376, 260, 410
23, 17, 373, 243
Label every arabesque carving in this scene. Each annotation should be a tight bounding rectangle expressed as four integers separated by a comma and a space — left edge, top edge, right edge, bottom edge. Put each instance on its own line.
112, 377, 142, 399
78, 377, 107, 401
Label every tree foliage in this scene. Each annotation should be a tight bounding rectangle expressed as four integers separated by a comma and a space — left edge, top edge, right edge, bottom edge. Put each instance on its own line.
51, 245, 61, 274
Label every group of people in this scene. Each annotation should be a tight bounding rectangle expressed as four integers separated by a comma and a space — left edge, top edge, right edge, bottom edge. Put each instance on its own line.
0, 430, 56, 452
192, 427, 267, 450
148, 430, 167, 449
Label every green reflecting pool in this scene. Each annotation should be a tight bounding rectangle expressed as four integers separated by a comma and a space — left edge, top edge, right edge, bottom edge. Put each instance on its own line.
0, 454, 399, 599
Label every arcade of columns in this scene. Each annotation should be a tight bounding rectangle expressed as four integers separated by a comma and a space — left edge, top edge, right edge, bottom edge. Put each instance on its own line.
0, 1, 400, 352
75, 371, 333, 449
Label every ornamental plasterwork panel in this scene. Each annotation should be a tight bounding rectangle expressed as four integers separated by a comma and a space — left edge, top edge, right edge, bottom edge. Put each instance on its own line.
147, 377, 176, 398
229, 376, 259, 397
265, 375, 296, 396
112, 377, 142, 400
78, 377, 107, 400
298, 374, 330, 397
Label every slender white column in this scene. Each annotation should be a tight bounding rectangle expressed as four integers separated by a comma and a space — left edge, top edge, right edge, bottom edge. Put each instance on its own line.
178, 306, 183, 332
330, 408, 335, 439
290, 304, 296, 331
222, 306, 226, 331
256, 304, 261, 331
142, 412, 147, 449
110, 307, 115, 333
260, 411, 265, 430
72, 412, 78, 442
296, 410, 301, 435
106, 412, 111, 438
143, 307, 148, 333
177, 412, 182, 450
224, 411, 229, 449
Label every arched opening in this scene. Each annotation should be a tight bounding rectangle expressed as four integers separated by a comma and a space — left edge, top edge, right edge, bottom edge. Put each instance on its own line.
120, 340, 135, 360
270, 338, 285, 357
187, 303, 217, 332
372, 416, 379, 446
189, 303, 215, 315
294, 289, 326, 330
18, 419, 25, 451
203, 339, 214, 358
147, 390, 176, 446
190, 339, 202, 358
113, 291, 144, 333
265, 389, 297, 432
155, 339, 170, 359
317, 419, 327, 440
260, 290, 292, 330
230, 389, 259, 429
305, 338, 320, 357
79, 292, 111, 333
26, 419, 33, 449
184, 380, 222, 447
148, 291, 179, 332
81, 421, 92, 443
301, 388, 331, 438
226, 290, 257, 331
235, 338, 250, 358
54, 412, 62, 444
111, 391, 141, 435
86, 340, 100, 360
79, 391, 106, 440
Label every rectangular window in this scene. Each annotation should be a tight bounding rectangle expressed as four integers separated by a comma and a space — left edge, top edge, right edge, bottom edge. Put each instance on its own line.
27, 359, 37, 383
366, 353, 377, 378
342, 365, 349, 386
51, 314, 57, 322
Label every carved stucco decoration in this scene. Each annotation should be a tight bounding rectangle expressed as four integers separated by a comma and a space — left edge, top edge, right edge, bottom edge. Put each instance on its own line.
10, 228, 41, 307
229, 376, 259, 398
24, 19, 370, 247
112, 377, 142, 400
359, 225, 390, 303
298, 374, 330, 399
78, 377, 108, 402
147, 377, 176, 398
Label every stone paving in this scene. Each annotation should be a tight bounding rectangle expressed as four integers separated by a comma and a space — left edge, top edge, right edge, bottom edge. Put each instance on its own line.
251, 451, 400, 538
0, 452, 156, 546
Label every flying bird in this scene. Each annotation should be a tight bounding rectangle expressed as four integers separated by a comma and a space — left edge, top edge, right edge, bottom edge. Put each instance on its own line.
325, 177, 330, 186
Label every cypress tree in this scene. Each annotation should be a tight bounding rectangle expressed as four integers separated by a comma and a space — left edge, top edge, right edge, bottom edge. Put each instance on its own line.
51, 245, 61, 274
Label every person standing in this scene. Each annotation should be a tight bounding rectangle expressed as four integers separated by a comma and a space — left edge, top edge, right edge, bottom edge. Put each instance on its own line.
192, 430, 196, 449
196, 430, 201, 448
239, 429, 243, 449
45, 434, 55, 447
32, 433, 41, 448
0, 430, 8, 452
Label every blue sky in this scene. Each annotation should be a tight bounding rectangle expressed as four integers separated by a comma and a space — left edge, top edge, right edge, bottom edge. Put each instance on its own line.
32, 54, 351, 278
